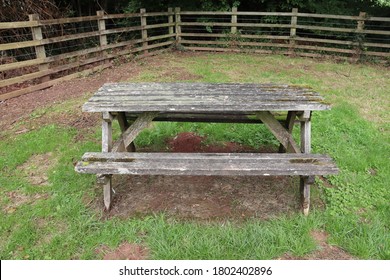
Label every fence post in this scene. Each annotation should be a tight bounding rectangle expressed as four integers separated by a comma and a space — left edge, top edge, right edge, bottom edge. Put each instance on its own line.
97, 11, 107, 47
356, 11, 366, 60
231, 7, 238, 34
96, 10, 108, 63
289, 8, 298, 56
29, 14, 49, 83
168, 7, 174, 38
140, 8, 148, 55
175, 7, 182, 48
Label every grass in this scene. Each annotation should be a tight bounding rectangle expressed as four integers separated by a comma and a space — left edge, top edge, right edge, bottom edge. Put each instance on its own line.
0, 52, 389, 259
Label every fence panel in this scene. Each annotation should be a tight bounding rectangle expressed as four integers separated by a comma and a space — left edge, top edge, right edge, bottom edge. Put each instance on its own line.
1, 7, 389, 101
0, 9, 175, 101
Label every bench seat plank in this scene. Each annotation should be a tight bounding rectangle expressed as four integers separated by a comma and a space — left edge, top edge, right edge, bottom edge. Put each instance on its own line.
75, 152, 338, 176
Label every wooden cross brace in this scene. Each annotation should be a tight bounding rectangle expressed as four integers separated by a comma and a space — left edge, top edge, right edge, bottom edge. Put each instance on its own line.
256, 111, 301, 153
112, 112, 159, 152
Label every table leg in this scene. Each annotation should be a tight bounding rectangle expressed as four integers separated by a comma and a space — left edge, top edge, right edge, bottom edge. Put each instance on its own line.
300, 176, 314, 216
98, 175, 112, 211
300, 111, 311, 154
299, 110, 314, 215
117, 112, 136, 152
101, 112, 113, 210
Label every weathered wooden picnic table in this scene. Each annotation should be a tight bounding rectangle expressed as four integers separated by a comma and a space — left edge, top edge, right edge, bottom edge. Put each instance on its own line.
75, 83, 338, 215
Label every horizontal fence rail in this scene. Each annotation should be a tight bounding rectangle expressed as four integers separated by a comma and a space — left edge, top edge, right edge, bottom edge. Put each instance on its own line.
178, 8, 390, 59
0, 7, 389, 101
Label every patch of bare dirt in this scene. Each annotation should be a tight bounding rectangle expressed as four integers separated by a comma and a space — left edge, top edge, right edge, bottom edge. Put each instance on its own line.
96, 242, 149, 260
17, 152, 56, 186
88, 132, 304, 221
106, 174, 299, 220
278, 230, 355, 260
0, 54, 158, 132
168, 132, 204, 152
160, 66, 203, 81
34, 217, 69, 248
3, 191, 49, 214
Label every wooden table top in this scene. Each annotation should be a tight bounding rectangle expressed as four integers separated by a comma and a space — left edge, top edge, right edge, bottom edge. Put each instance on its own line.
82, 83, 330, 113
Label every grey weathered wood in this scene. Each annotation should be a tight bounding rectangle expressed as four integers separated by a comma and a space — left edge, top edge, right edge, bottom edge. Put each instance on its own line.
102, 112, 113, 152
126, 112, 287, 124
140, 9, 148, 54
117, 112, 137, 151
175, 7, 181, 46
289, 8, 298, 55
101, 112, 113, 210
181, 39, 290, 48
82, 152, 335, 161
300, 111, 311, 153
180, 33, 290, 40
279, 111, 297, 153
75, 152, 339, 176
256, 111, 300, 153
231, 7, 238, 34
112, 112, 158, 152
300, 176, 314, 216
168, 8, 174, 36
180, 22, 292, 28
29, 14, 49, 83
178, 11, 293, 16
99, 175, 112, 210
97, 11, 108, 48
84, 103, 328, 113
82, 83, 330, 113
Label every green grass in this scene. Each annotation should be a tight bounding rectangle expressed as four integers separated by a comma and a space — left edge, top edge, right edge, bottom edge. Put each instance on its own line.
0, 52, 389, 259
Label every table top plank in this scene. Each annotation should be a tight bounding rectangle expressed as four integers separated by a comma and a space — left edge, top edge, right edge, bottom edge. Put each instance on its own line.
83, 83, 330, 112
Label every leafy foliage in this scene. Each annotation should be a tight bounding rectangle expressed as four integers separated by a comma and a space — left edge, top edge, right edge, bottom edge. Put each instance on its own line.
121, 0, 390, 15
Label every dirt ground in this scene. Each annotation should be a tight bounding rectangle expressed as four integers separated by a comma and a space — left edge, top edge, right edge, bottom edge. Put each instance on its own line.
1, 51, 353, 260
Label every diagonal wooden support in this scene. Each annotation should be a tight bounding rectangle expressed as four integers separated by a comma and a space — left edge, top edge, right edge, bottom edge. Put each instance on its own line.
256, 111, 300, 153
117, 112, 129, 132
279, 111, 297, 153
112, 112, 158, 152
116, 112, 135, 152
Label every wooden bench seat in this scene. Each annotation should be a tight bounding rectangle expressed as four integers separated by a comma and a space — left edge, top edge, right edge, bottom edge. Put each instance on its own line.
75, 152, 338, 176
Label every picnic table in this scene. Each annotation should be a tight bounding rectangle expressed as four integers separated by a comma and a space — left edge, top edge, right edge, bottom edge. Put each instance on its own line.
75, 83, 338, 215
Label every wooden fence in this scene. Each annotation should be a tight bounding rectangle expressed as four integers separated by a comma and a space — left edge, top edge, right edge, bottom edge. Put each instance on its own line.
1, 7, 389, 101
0, 9, 176, 101
178, 8, 390, 59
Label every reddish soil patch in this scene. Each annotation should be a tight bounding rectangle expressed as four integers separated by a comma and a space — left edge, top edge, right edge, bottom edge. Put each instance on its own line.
96, 242, 149, 260
0, 54, 166, 133
169, 132, 204, 152
279, 230, 355, 260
